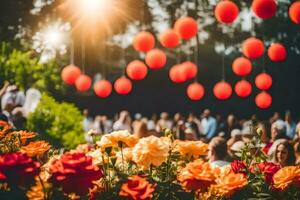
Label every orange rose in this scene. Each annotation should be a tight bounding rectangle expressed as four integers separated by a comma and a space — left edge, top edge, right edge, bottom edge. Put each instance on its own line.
0, 121, 12, 136
132, 135, 169, 169
177, 159, 216, 192
97, 130, 138, 150
174, 140, 208, 157
21, 141, 51, 157
273, 166, 300, 190
119, 176, 155, 200
210, 169, 247, 198
18, 131, 37, 145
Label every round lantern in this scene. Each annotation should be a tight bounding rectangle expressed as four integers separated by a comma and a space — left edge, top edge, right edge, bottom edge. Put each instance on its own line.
126, 60, 148, 80
174, 17, 198, 40
159, 29, 180, 48
215, 0, 239, 24
255, 91, 272, 109
182, 61, 198, 80
145, 49, 167, 69
133, 31, 155, 52
232, 57, 252, 77
169, 65, 187, 83
255, 73, 273, 90
187, 82, 205, 101
234, 80, 252, 98
289, 1, 300, 24
75, 74, 92, 92
213, 81, 232, 100
94, 80, 112, 98
252, 0, 277, 19
267, 43, 287, 62
242, 37, 265, 59
61, 65, 81, 84
114, 77, 132, 95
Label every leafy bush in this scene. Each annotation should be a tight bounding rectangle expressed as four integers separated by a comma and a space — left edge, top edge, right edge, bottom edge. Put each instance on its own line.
0, 42, 63, 94
26, 94, 85, 149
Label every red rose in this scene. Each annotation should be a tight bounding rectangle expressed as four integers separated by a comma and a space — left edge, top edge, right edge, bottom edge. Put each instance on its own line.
119, 176, 155, 200
257, 162, 281, 184
0, 152, 40, 187
231, 160, 247, 174
50, 152, 103, 195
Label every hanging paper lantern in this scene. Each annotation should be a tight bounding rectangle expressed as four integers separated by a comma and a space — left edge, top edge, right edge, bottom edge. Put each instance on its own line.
61, 65, 81, 84
187, 82, 205, 101
255, 73, 273, 90
289, 1, 300, 24
126, 60, 148, 80
75, 74, 92, 92
174, 17, 198, 40
235, 80, 252, 98
114, 77, 132, 95
232, 57, 252, 77
145, 49, 167, 69
214, 0, 239, 24
252, 0, 277, 19
255, 91, 272, 109
159, 29, 180, 48
182, 61, 198, 80
94, 80, 112, 98
169, 65, 187, 83
242, 37, 265, 59
267, 43, 287, 62
133, 31, 155, 52
213, 81, 232, 100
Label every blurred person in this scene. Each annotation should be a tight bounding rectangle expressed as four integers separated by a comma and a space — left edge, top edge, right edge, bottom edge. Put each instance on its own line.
133, 121, 158, 138
215, 114, 225, 134
219, 114, 241, 140
284, 111, 296, 139
172, 113, 184, 131
208, 137, 230, 167
92, 115, 112, 134
156, 112, 173, 132
258, 121, 272, 154
185, 116, 201, 139
113, 110, 132, 132
201, 109, 217, 141
227, 129, 242, 149
175, 120, 186, 140
229, 141, 245, 161
273, 140, 296, 167
11, 107, 26, 130
296, 122, 300, 139
132, 113, 142, 127
270, 112, 282, 124
294, 139, 300, 166
147, 114, 157, 131
0, 81, 10, 99
83, 109, 93, 132
267, 121, 289, 157
1, 85, 25, 111
0, 112, 8, 122
187, 113, 202, 138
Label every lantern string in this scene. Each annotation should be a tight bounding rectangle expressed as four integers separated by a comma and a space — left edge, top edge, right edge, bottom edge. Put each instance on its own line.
81, 33, 86, 74
262, 26, 266, 73
194, 0, 199, 82
70, 38, 74, 65
222, 47, 225, 81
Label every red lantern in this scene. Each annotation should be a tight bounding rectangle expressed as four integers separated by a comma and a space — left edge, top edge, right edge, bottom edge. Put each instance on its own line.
182, 61, 198, 80
289, 1, 300, 24
187, 82, 205, 101
213, 81, 232, 100
255, 91, 272, 109
61, 65, 81, 84
145, 49, 167, 69
215, 0, 239, 24
268, 43, 287, 62
242, 37, 265, 59
255, 73, 273, 90
114, 77, 132, 95
174, 17, 198, 40
252, 0, 277, 19
159, 29, 180, 48
94, 80, 112, 98
75, 75, 92, 92
133, 31, 155, 52
232, 57, 252, 77
169, 65, 187, 83
126, 60, 148, 80
234, 80, 252, 98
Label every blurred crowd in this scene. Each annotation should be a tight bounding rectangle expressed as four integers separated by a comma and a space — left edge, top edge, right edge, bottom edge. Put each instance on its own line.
83, 109, 300, 167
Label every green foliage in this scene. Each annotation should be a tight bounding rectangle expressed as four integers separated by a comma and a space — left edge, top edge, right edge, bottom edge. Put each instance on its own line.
0, 42, 63, 94
26, 94, 85, 149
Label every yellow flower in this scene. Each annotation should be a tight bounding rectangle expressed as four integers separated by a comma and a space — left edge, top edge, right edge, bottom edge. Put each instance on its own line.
209, 169, 247, 198
273, 166, 300, 190
177, 159, 216, 192
174, 140, 208, 157
132, 135, 169, 169
21, 141, 51, 157
97, 130, 138, 150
